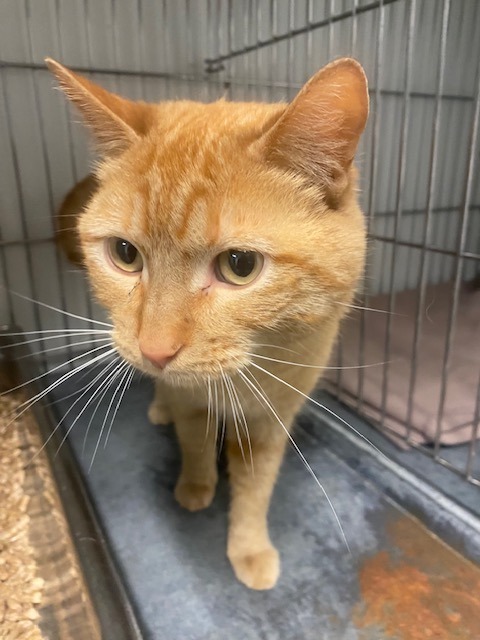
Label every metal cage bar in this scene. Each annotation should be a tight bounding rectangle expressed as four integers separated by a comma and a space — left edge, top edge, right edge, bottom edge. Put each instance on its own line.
357, 0, 385, 411
434, 52, 480, 457
404, 0, 451, 437
0, 71, 45, 363
204, 0, 401, 71
0, 0, 478, 488
380, 0, 417, 424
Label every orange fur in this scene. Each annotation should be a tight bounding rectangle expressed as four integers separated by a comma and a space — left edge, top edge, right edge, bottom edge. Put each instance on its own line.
48, 57, 368, 590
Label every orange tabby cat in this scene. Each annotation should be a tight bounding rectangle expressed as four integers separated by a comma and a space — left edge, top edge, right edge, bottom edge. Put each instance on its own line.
47, 57, 368, 590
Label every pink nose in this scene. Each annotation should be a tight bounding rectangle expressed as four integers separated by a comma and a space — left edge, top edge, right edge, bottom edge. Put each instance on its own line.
139, 342, 183, 370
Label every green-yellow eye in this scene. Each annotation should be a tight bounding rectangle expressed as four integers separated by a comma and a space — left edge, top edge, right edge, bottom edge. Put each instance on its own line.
107, 238, 143, 273
215, 249, 264, 286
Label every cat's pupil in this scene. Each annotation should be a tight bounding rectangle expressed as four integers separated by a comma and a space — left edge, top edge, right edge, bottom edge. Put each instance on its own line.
228, 250, 256, 277
116, 239, 137, 264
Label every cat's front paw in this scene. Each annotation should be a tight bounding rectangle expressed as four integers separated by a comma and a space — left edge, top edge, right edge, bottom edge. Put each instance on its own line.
174, 479, 216, 512
228, 545, 280, 590
147, 402, 172, 426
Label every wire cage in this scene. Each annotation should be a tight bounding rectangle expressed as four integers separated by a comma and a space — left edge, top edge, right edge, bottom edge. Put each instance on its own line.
1, 0, 479, 492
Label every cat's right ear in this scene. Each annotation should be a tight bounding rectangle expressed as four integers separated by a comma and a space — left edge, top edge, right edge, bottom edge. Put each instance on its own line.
46, 58, 155, 157
260, 58, 369, 203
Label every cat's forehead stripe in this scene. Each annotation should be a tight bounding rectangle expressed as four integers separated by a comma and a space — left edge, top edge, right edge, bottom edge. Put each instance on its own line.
131, 126, 227, 244
175, 183, 209, 241
111, 100, 286, 246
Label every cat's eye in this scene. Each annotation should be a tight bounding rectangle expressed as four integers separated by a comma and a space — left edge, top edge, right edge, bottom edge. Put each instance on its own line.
107, 238, 143, 273
215, 249, 264, 286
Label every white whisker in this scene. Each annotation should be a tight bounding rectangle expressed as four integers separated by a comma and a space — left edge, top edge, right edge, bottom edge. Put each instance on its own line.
43, 354, 117, 409
250, 343, 304, 357
223, 372, 246, 468
334, 300, 400, 316
103, 366, 134, 449
89, 361, 131, 471
249, 361, 389, 462
29, 357, 120, 463
238, 367, 350, 554
229, 375, 254, 475
16, 337, 112, 360
7, 290, 113, 327
3, 348, 115, 435
213, 378, 219, 447
246, 352, 389, 370
1, 343, 115, 397
218, 370, 227, 455
82, 360, 128, 456
203, 376, 212, 451
6, 347, 115, 415
0, 328, 112, 345
54, 371, 124, 462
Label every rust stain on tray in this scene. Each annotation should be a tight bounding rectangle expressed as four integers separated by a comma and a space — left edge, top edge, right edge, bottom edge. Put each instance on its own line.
353, 516, 480, 639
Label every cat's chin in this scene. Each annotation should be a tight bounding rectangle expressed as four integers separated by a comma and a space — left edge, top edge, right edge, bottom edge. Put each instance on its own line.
128, 359, 226, 388
147, 366, 240, 388
149, 369, 201, 388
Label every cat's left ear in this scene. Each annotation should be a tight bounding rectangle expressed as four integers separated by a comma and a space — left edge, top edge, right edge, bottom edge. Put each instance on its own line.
261, 58, 369, 201
46, 58, 155, 157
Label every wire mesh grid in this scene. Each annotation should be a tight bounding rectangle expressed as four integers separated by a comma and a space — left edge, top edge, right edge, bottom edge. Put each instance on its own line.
0, 0, 479, 485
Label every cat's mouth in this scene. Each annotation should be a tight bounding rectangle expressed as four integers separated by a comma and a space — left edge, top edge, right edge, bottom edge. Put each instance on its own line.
113, 337, 243, 385
140, 360, 242, 387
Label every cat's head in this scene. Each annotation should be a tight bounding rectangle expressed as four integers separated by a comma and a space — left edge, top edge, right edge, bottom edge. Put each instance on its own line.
47, 58, 368, 385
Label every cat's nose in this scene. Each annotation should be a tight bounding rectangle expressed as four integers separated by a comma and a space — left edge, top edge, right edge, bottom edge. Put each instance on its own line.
139, 342, 183, 370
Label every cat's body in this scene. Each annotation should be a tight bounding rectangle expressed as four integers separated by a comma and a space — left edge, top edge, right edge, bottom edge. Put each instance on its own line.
48, 58, 368, 590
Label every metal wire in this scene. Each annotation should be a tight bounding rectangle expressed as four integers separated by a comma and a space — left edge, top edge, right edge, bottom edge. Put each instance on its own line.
286, 0, 294, 102
0, 228, 14, 326
380, 0, 417, 425
0, 70, 45, 365
206, 0, 479, 485
350, 0, 358, 54
161, 0, 170, 99
55, 0, 95, 359
1, 0, 478, 487
369, 234, 480, 261
406, 0, 451, 439
204, 0, 402, 71
25, 0, 73, 364
466, 376, 480, 481
136, 0, 146, 101
357, 0, 385, 410
434, 49, 480, 458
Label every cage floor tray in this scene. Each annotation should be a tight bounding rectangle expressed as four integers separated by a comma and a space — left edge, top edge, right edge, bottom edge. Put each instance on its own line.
47, 376, 480, 640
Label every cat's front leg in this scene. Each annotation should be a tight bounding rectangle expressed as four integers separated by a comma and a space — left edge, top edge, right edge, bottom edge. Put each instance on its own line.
172, 404, 218, 512
148, 380, 173, 425
227, 429, 288, 590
